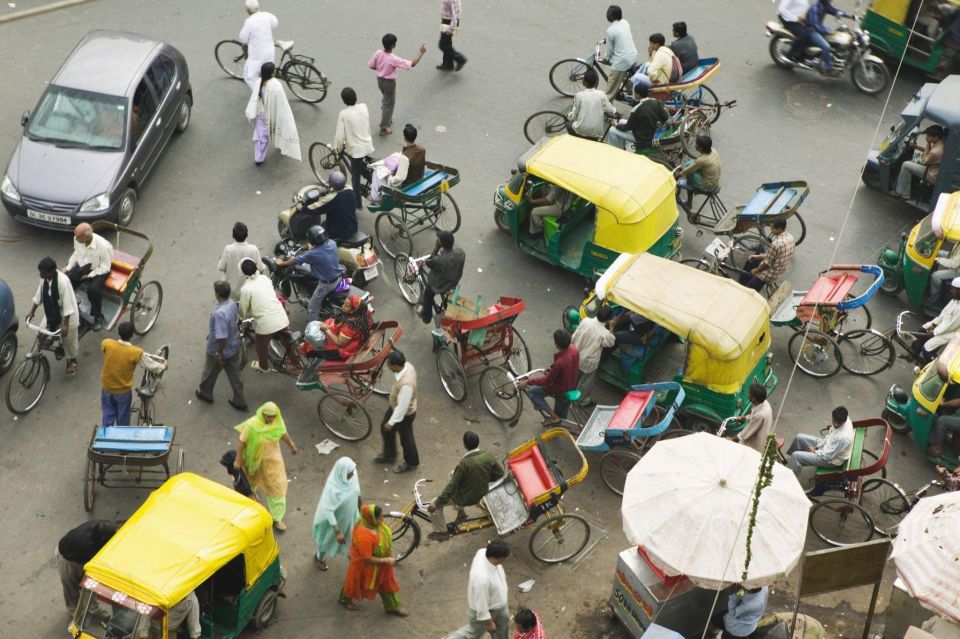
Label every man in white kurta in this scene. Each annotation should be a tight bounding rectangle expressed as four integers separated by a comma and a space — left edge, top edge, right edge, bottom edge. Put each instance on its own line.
914, 277, 960, 358
445, 542, 511, 639
238, 0, 277, 90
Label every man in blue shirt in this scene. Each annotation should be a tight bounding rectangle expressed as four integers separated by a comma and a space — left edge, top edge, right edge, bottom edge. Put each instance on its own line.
710, 586, 769, 638
602, 5, 638, 100
806, 0, 850, 75
277, 225, 344, 323
195, 280, 247, 411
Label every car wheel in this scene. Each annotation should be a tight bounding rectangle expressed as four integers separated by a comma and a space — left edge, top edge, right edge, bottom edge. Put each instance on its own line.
0, 331, 16, 376
116, 188, 137, 226
175, 98, 191, 133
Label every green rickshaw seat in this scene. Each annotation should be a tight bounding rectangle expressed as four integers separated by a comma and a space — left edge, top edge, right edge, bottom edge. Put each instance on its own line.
402, 169, 447, 196
815, 426, 867, 476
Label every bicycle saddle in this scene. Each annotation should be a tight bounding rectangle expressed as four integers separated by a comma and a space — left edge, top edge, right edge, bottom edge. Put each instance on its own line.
276, 40, 294, 52
136, 385, 155, 399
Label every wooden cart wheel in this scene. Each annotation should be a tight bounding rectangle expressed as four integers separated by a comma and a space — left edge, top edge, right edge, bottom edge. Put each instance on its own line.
83, 458, 97, 512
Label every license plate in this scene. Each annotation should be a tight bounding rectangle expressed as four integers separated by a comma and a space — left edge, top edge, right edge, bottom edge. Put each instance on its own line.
363, 266, 379, 281
26, 209, 71, 225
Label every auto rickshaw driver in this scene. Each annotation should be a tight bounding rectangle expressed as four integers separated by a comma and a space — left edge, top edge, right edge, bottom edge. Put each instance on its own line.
524, 178, 574, 237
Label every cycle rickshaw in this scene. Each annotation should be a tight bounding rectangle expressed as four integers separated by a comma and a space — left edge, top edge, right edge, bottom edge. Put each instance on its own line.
5, 221, 163, 415
386, 427, 591, 564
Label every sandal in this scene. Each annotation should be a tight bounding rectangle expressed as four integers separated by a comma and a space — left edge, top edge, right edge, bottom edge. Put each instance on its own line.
388, 608, 410, 617
274, 520, 287, 531
65, 362, 78, 377
316, 558, 328, 571
339, 600, 359, 611
379, 127, 392, 136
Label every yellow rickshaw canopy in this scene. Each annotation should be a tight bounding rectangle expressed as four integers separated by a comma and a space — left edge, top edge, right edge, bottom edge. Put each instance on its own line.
932, 191, 960, 241
597, 253, 772, 392
519, 135, 678, 254
83, 473, 278, 609
870, 0, 960, 24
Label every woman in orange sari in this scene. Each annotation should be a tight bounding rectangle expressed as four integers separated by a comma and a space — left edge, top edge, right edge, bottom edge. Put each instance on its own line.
339, 504, 408, 616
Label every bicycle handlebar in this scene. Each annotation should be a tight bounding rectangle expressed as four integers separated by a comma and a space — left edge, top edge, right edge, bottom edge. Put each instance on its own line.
25, 318, 61, 337
716, 416, 740, 438
412, 478, 434, 510
511, 368, 546, 383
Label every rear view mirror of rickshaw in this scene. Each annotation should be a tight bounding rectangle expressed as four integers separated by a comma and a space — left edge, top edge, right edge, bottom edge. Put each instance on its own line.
71, 473, 284, 639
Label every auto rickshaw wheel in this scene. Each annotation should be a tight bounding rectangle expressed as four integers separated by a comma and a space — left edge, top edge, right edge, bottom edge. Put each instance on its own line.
881, 407, 910, 435
879, 268, 903, 296
252, 588, 278, 629
493, 208, 509, 233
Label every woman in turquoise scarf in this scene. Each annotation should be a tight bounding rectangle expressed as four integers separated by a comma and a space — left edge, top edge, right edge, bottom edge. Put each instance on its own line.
235, 402, 298, 530
312, 456, 362, 571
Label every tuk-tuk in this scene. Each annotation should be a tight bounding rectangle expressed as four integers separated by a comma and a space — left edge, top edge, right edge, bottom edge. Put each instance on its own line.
862, 75, 960, 211
69, 473, 284, 639
565, 252, 777, 430
492, 135, 682, 280
879, 191, 960, 307
884, 332, 960, 470
861, 0, 960, 77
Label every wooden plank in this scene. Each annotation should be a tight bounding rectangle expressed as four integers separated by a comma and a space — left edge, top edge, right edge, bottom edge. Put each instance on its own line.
797, 539, 890, 597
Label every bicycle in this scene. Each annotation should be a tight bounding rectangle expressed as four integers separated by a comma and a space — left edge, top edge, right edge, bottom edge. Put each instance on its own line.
859, 475, 950, 538
478, 367, 586, 429
132, 346, 169, 426
214, 39, 330, 103
829, 310, 929, 378
5, 319, 66, 415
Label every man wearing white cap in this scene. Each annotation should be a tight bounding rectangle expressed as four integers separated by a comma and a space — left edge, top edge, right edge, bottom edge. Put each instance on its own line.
239, 0, 278, 90
913, 276, 960, 360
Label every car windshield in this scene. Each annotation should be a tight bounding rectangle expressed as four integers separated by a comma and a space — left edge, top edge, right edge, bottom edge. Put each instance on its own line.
26, 85, 127, 151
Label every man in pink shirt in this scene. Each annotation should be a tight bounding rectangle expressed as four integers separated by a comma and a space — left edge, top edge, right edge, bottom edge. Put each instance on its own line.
368, 34, 426, 137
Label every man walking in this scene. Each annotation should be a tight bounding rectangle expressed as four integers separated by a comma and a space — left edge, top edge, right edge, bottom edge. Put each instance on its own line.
63, 222, 112, 331
218, 222, 264, 301
333, 87, 376, 209
418, 230, 466, 324
601, 5, 638, 99
428, 431, 504, 541
100, 321, 167, 426
238, 0, 278, 90
375, 350, 420, 473
238, 258, 291, 372
195, 281, 248, 412
56, 520, 121, 614
445, 540, 511, 639
438, 0, 467, 71
368, 34, 426, 137
571, 306, 615, 406
27, 257, 80, 377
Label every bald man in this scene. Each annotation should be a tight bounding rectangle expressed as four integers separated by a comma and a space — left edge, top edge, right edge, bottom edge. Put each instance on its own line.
63, 223, 113, 331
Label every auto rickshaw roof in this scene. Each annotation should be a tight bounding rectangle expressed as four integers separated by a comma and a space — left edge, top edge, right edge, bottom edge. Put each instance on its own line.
83, 473, 278, 609
596, 252, 770, 361
517, 135, 676, 227
936, 332, 960, 382
931, 191, 960, 240
923, 75, 960, 127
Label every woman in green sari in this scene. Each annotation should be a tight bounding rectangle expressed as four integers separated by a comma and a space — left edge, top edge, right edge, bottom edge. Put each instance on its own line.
235, 402, 298, 530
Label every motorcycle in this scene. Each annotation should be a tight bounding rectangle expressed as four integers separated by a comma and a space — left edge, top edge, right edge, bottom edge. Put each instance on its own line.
261, 250, 371, 322
765, 15, 890, 95
276, 183, 382, 287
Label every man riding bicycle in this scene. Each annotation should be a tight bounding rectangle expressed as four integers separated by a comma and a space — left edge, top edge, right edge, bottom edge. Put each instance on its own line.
518, 329, 580, 428
417, 230, 465, 324
427, 431, 504, 541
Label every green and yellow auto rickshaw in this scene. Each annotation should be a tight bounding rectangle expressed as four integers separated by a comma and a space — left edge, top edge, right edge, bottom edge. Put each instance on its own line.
563, 252, 777, 431
69, 473, 284, 639
492, 135, 682, 280
861, 0, 960, 76
878, 190, 960, 309
884, 332, 960, 470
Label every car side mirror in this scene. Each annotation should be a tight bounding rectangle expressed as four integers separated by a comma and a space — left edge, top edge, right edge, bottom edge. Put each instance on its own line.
20, 111, 29, 127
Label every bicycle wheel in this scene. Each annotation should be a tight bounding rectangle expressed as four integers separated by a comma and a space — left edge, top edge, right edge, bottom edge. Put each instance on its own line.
435, 192, 462, 233
393, 254, 422, 304
549, 58, 591, 97
131, 281, 163, 335
5, 355, 50, 415
308, 141, 344, 182
694, 84, 721, 124
789, 329, 842, 378
839, 294, 872, 332
83, 459, 97, 512
317, 393, 372, 441
282, 59, 328, 103
600, 450, 642, 496
523, 110, 567, 145
375, 212, 413, 259
861, 448, 888, 479
437, 346, 467, 402
137, 397, 155, 426
680, 258, 713, 273
214, 40, 246, 79
528, 513, 591, 563
837, 329, 895, 376
809, 499, 875, 546
506, 327, 531, 375
759, 212, 807, 246
383, 513, 421, 562
478, 366, 520, 422
860, 478, 910, 537
679, 111, 711, 158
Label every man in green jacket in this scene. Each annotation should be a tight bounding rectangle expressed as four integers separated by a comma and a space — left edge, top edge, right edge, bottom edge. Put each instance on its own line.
428, 431, 504, 541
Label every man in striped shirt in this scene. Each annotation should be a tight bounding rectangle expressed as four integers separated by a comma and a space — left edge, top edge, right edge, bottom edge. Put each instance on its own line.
739, 220, 795, 292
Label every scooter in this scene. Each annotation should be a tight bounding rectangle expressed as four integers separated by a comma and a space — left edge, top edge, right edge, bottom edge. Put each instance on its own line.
276, 183, 382, 287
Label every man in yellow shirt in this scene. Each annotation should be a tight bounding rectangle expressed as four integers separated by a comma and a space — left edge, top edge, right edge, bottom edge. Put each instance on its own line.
100, 321, 166, 425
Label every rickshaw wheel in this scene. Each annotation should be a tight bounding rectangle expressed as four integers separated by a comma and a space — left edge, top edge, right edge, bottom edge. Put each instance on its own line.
317, 393, 372, 441
494, 208, 509, 233
83, 459, 96, 512
759, 212, 807, 246
679, 111, 710, 158
860, 478, 910, 537
788, 329, 842, 378
383, 513, 421, 562
436, 346, 468, 402
881, 407, 911, 435
809, 499, 874, 547
528, 513, 591, 563
5, 355, 50, 415
435, 192, 462, 233
600, 450, 642, 496
252, 589, 279, 629
393, 254, 423, 305
478, 366, 521, 422
506, 328, 532, 375
131, 281, 163, 335
374, 213, 413, 259
837, 329, 895, 377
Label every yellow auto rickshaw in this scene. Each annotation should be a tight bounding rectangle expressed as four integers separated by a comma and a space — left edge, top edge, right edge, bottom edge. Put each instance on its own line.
564, 252, 777, 430
861, 0, 960, 76
492, 135, 682, 280
69, 473, 284, 639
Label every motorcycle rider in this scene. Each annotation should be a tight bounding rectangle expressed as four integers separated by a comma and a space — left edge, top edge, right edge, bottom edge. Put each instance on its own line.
805, 0, 852, 76
289, 171, 358, 243
275, 225, 344, 323
777, 0, 811, 63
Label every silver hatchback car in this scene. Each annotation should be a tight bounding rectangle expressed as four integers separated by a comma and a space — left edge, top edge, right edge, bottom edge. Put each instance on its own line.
1, 30, 192, 229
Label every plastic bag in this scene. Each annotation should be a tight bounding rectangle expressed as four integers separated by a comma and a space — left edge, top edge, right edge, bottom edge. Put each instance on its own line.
305, 321, 327, 348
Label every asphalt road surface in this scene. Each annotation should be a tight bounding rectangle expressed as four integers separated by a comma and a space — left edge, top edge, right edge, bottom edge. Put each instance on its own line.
0, 1, 941, 637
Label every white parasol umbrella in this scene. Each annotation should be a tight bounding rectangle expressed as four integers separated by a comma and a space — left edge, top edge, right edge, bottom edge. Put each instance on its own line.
891, 490, 960, 622
620, 432, 809, 589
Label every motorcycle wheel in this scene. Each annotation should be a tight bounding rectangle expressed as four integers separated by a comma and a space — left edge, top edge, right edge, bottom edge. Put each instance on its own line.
768, 36, 796, 69
851, 57, 890, 95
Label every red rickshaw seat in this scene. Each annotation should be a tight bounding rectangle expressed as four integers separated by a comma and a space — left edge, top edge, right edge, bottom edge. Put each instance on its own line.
508, 446, 557, 506
799, 273, 857, 308
103, 249, 141, 294
608, 390, 655, 431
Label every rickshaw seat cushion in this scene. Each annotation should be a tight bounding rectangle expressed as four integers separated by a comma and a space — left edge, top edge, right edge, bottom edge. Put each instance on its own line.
815, 426, 866, 475
92, 426, 173, 452
403, 169, 446, 196
680, 63, 712, 81
508, 446, 558, 506
608, 390, 655, 431
800, 273, 857, 308
104, 249, 141, 294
